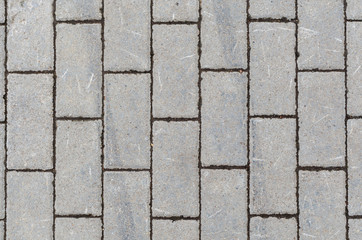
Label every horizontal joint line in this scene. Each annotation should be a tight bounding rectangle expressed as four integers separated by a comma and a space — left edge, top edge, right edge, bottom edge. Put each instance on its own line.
202, 165, 248, 170
8, 70, 54, 74
298, 166, 346, 172
7, 169, 54, 173
152, 216, 199, 221
55, 214, 101, 218
56, 20, 103, 25
201, 68, 247, 73
251, 115, 296, 119
347, 115, 362, 119
153, 117, 199, 122
249, 18, 297, 23
250, 214, 297, 219
348, 215, 362, 219
104, 70, 151, 74
104, 168, 150, 172
56, 117, 102, 121
298, 69, 345, 73
152, 21, 198, 25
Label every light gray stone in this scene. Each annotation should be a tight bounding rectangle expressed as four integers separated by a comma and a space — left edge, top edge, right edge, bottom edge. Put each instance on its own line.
153, 121, 199, 217
250, 217, 297, 240
201, 169, 247, 240
55, 218, 102, 240
349, 219, 362, 240
7, 0, 53, 71
153, 0, 199, 22
298, 72, 345, 167
0, 125, 4, 219
250, 119, 297, 214
55, 120, 102, 215
7, 172, 53, 240
201, 0, 247, 69
299, 171, 346, 239
153, 220, 199, 240
56, 23, 102, 118
105, 74, 150, 169
347, 22, 362, 116
7, 74, 53, 169
104, 171, 150, 240
249, 0, 295, 19
298, 0, 344, 69
201, 72, 247, 166
250, 22, 296, 115
0, 0, 4, 23
0, 26, 4, 121
348, 119, 362, 215
347, 0, 362, 19
153, 25, 198, 117
0, 221, 3, 239
104, 0, 150, 71
56, 0, 102, 21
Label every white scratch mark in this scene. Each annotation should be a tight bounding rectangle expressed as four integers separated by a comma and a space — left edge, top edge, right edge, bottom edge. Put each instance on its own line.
353, 66, 361, 75
86, 73, 94, 89
302, 233, 316, 238
314, 114, 329, 124
61, 69, 68, 79
208, 209, 222, 218
180, 54, 195, 60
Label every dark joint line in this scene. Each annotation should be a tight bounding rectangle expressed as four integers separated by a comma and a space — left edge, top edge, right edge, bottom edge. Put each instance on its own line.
103, 168, 150, 172
249, 18, 298, 23
347, 115, 362, 119
152, 117, 199, 122
201, 165, 248, 170
201, 68, 247, 73
55, 214, 101, 219
347, 19, 362, 22
152, 21, 198, 25
104, 70, 151, 74
298, 69, 345, 73
56, 117, 102, 121
7, 70, 54, 74
250, 213, 298, 219
56, 19, 103, 25
7, 169, 54, 173
348, 215, 362, 219
152, 216, 200, 221
251, 114, 296, 119
298, 166, 346, 172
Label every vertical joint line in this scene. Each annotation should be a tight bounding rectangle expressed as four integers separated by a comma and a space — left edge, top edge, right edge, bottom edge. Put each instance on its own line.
100, 0, 105, 239
150, 1, 154, 239
246, 0, 251, 239
52, 0, 57, 239
197, 0, 202, 239
3, 0, 8, 239
295, 0, 300, 239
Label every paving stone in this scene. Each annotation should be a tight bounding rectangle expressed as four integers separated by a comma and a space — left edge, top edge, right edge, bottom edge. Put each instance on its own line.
201, 72, 247, 166
250, 22, 296, 115
7, 172, 53, 240
55, 120, 102, 215
104, 171, 150, 240
56, 23, 102, 118
7, 0, 53, 71
153, 220, 199, 240
349, 219, 362, 240
201, 169, 247, 240
56, 0, 102, 21
201, 0, 247, 69
348, 119, 362, 215
0, 0, 4, 23
153, 121, 199, 217
250, 217, 297, 240
299, 171, 346, 239
347, 0, 362, 19
298, 72, 345, 167
347, 22, 362, 116
249, 0, 295, 19
0, 221, 3, 239
105, 74, 150, 169
104, 0, 150, 71
7, 74, 53, 169
153, 25, 198, 117
153, 0, 199, 22
298, 0, 344, 69
55, 218, 102, 240
0, 125, 4, 219
0, 26, 4, 121
250, 119, 297, 214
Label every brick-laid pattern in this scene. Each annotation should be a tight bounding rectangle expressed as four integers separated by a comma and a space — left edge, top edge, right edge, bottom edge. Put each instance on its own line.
0, 0, 360, 239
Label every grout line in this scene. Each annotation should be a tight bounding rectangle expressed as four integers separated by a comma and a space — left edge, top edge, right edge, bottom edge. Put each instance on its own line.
152, 216, 200, 221
3, 0, 8, 238
348, 215, 362, 219
249, 17, 298, 23
152, 21, 198, 25
250, 213, 298, 219
55, 19, 103, 25
200, 68, 246, 73
295, 0, 300, 238
55, 214, 101, 219
7, 169, 54, 173
343, 0, 349, 239
197, 1, 202, 238
298, 166, 346, 172
153, 117, 198, 122
346, 19, 362, 22
246, 0, 251, 238
347, 115, 362, 119
7, 70, 54, 74
0, 121, 5, 124
104, 70, 151, 74
150, 0, 154, 239
201, 165, 248, 170
297, 68, 345, 73
104, 168, 150, 172
100, 0, 105, 239
250, 114, 296, 119
52, 0, 57, 239
56, 117, 102, 121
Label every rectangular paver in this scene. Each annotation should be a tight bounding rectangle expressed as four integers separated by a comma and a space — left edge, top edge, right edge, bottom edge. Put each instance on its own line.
0, 221, 3, 239
349, 219, 362, 240
250, 217, 297, 240
55, 120, 102, 215
104, 0, 150, 71
201, 169, 247, 240
347, 22, 362, 116
7, 172, 53, 240
153, 220, 199, 240
105, 74, 150, 169
250, 22, 296, 115
201, 72, 247, 166
249, 0, 295, 19
0, 0, 4, 23
250, 119, 297, 214
298, 72, 345, 166
348, 119, 362, 215
104, 172, 150, 240
153, 121, 199, 217
153, 25, 198, 117
153, 0, 199, 22
7, 0, 53, 71
298, 0, 344, 69
0, 26, 4, 121
299, 171, 346, 239
0, 125, 4, 218
56, 23, 102, 118
55, 218, 102, 240
201, 0, 247, 69
7, 74, 53, 169
56, 0, 102, 20
347, 0, 362, 19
